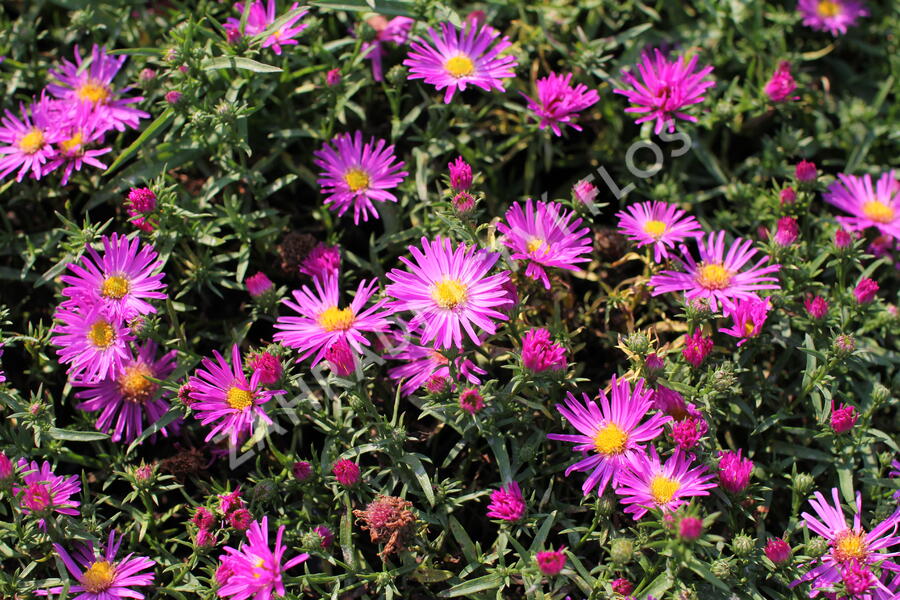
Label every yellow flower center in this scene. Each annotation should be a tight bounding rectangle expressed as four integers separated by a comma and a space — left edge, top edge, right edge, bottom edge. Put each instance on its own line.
100, 275, 130, 300
431, 278, 468, 310
117, 363, 157, 404
832, 530, 868, 563
76, 80, 111, 104
526, 237, 550, 254
862, 200, 894, 224
87, 319, 116, 349
343, 168, 370, 192
817, 0, 842, 17
252, 556, 266, 577
696, 263, 732, 290
226, 386, 254, 411
444, 55, 475, 78
18, 128, 45, 154
649, 475, 681, 505
60, 132, 85, 156
318, 306, 355, 332
643, 219, 667, 238
744, 321, 756, 337
81, 560, 116, 593
593, 422, 628, 455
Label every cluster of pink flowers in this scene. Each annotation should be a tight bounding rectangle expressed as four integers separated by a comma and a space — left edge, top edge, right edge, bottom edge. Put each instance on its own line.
223, 0, 309, 54
1, 45, 147, 184
50, 234, 175, 443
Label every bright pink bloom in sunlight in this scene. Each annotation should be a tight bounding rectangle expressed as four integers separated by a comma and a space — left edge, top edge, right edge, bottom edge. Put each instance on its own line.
522, 71, 599, 136
486, 481, 526, 521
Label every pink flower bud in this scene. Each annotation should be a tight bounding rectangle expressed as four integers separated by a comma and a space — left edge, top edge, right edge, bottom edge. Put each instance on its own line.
854, 278, 879, 304
774, 216, 798, 246
764, 538, 791, 563
448, 156, 472, 191
535, 547, 566, 575
794, 160, 817, 182
830, 402, 858, 434
245, 272, 274, 298
332, 459, 360, 486
718, 449, 753, 494
764, 61, 797, 103
459, 387, 485, 414
679, 516, 703, 540
804, 295, 829, 319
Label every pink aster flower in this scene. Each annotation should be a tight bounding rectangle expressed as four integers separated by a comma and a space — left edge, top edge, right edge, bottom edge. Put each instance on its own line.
292, 461, 312, 481
775, 216, 799, 246
0, 95, 61, 182
248, 351, 282, 386
613, 48, 715, 135
765, 538, 792, 563
384, 237, 513, 349
805, 295, 829, 319
38, 531, 155, 600
547, 376, 671, 496
611, 578, 634, 596
386, 331, 486, 396
332, 459, 360, 486
73, 340, 178, 443
615, 448, 717, 520
682, 329, 713, 367
834, 228, 854, 249
224, 1, 309, 55
448, 156, 472, 191
765, 61, 798, 103
0, 452, 12, 481
361, 16, 415, 81
245, 272, 274, 298
670, 415, 707, 451
313, 131, 408, 224
719, 296, 772, 347
797, 0, 868, 36
13, 459, 81, 529
325, 338, 356, 376
299, 242, 341, 280
192, 507, 216, 530
649, 230, 782, 312
219, 490, 244, 515
497, 199, 593, 289
313, 525, 334, 548
679, 516, 703, 540
403, 21, 517, 104
781, 187, 798, 204
48, 45, 149, 133
830, 401, 858, 434
59, 233, 167, 321
216, 516, 309, 600
824, 171, 900, 240
536, 547, 566, 576
124, 187, 157, 232
522, 71, 599, 136
790, 487, 900, 598
459, 387, 485, 414
189, 344, 282, 446
521, 328, 566, 373
45, 100, 111, 185
854, 278, 879, 304
52, 304, 134, 383
718, 450, 754, 494
795, 160, 818, 182
486, 481, 526, 521
273, 275, 391, 367
616, 201, 704, 263
573, 180, 599, 206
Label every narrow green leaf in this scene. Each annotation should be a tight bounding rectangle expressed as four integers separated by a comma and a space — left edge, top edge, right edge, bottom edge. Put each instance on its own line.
105, 108, 175, 175
202, 56, 282, 73
48, 428, 109, 442
439, 573, 504, 597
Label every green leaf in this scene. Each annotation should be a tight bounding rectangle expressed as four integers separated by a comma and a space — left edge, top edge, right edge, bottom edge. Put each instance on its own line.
439, 573, 504, 597
400, 454, 435, 507
126, 409, 181, 454
48, 428, 109, 442
201, 56, 282, 73
105, 108, 175, 175
310, 0, 415, 17
448, 517, 477, 563
837, 466, 856, 506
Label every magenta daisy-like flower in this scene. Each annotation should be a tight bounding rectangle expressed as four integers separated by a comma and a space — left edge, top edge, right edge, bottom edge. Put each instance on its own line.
649, 230, 781, 312
39, 531, 155, 600
51, 303, 134, 383
299, 242, 340, 280
73, 340, 178, 443
403, 21, 517, 104
614, 447, 717, 520
189, 345, 282, 446
60, 233, 167, 321
46, 100, 111, 186
790, 487, 900, 598
797, 0, 868, 36
13, 459, 80, 529
547, 376, 671, 496
0, 95, 61, 182
273, 276, 391, 367
486, 481, 526, 521
224, 1, 309, 54
824, 171, 900, 241
48, 45, 149, 133
216, 516, 309, 600
313, 131, 408, 224
719, 296, 772, 347
496, 199, 593, 290
613, 48, 715, 135
522, 71, 600, 136
361, 16, 415, 81
386, 330, 486, 397
616, 201, 704, 263
384, 237, 513, 349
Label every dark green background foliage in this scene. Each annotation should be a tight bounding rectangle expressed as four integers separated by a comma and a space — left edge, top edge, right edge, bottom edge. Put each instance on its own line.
0, 1, 898, 599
